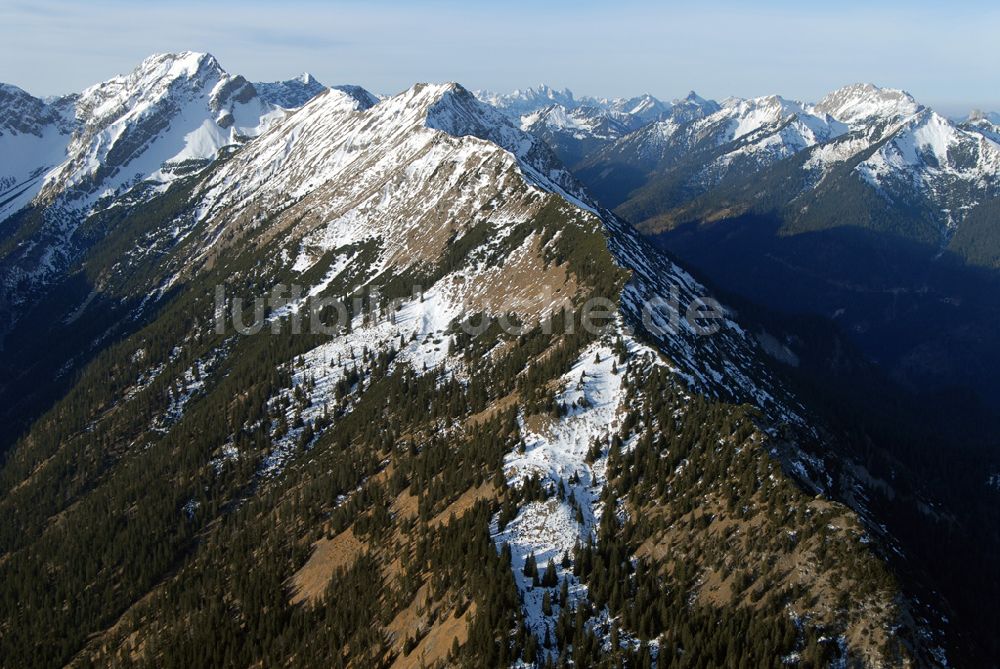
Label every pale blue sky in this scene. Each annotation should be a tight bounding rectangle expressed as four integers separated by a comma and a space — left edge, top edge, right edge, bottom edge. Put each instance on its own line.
1, 0, 998, 115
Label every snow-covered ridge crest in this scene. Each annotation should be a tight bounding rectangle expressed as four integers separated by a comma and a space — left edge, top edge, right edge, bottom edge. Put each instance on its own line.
194, 81, 591, 236
422, 83, 591, 204
712, 94, 848, 148
188, 80, 578, 285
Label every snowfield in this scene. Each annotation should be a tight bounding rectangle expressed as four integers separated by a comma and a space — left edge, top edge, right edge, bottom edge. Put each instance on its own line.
493, 341, 624, 652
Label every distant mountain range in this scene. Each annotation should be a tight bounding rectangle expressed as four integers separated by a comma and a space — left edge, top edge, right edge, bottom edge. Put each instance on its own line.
474, 86, 720, 166
477, 83, 1000, 254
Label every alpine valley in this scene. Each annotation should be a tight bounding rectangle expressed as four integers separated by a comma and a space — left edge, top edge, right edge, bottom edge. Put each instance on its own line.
0, 52, 997, 669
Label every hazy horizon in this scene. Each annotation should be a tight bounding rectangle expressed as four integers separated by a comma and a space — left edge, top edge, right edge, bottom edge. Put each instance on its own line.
2, 0, 998, 116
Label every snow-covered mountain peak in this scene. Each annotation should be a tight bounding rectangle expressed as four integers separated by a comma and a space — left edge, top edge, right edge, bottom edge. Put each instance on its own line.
421, 83, 588, 203
667, 90, 721, 123
618, 93, 664, 114
590, 93, 670, 124
194, 80, 585, 251
678, 90, 709, 105
967, 109, 1000, 123
710, 94, 843, 146
854, 108, 1000, 203
136, 51, 218, 78
510, 84, 575, 107
730, 94, 801, 117
475, 84, 577, 117
254, 72, 329, 108
0, 83, 74, 137
329, 85, 379, 109
78, 51, 222, 107
964, 112, 1000, 144
422, 81, 506, 124
72, 50, 260, 124
814, 83, 921, 125
36, 51, 283, 207
897, 110, 963, 162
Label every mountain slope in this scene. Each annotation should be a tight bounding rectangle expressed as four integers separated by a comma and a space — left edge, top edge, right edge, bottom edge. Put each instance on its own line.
189, 81, 802, 418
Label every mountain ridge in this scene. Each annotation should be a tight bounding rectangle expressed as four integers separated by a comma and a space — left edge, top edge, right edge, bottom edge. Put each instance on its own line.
0, 58, 993, 667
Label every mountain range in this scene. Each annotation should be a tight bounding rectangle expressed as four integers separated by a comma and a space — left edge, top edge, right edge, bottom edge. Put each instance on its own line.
1, 52, 997, 668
